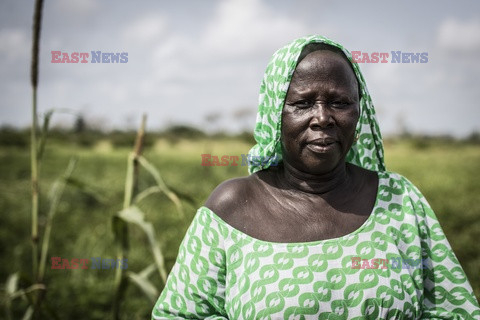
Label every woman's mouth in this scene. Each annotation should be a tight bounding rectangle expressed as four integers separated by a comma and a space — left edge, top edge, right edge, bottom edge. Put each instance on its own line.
306, 138, 337, 153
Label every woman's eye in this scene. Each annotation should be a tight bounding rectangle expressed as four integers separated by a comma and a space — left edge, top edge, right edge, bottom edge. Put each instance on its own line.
331, 101, 348, 108
294, 100, 312, 108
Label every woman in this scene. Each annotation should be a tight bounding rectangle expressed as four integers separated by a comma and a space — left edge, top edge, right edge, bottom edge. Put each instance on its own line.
152, 35, 480, 319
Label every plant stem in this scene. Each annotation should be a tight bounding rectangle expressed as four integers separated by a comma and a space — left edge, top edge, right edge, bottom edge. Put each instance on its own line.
113, 114, 147, 319
31, 88, 39, 283
123, 114, 146, 209
38, 159, 77, 282
30, 0, 44, 286
30, 1, 44, 318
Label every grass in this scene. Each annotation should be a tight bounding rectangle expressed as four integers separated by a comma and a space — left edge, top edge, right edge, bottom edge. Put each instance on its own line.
0, 137, 479, 318
384, 139, 480, 298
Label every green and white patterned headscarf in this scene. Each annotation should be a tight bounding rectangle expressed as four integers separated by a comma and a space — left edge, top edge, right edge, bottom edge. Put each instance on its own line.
248, 35, 386, 174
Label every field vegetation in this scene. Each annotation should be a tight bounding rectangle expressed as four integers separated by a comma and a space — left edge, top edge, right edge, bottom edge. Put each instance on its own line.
0, 127, 479, 319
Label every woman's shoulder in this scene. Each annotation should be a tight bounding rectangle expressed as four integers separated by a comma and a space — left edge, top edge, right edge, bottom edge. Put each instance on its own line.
377, 170, 428, 205
204, 174, 259, 222
380, 170, 421, 189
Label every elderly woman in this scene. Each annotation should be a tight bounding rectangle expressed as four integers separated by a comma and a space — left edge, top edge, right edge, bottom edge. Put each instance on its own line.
152, 35, 479, 319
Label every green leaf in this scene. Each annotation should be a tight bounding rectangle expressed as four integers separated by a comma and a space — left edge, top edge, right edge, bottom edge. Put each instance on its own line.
6, 272, 19, 296
133, 186, 164, 204
167, 185, 196, 206
37, 109, 53, 162
38, 158, 77, 282
137, 155, 185, 219
64, 176, 107, 204
112, 215, 129, 253
116, 206, 167, 283
127, 264, 159, 303
22, 306, 33, 320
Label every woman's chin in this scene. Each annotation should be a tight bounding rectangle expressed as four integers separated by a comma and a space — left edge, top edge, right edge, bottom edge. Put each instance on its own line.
294, 158, 342, 175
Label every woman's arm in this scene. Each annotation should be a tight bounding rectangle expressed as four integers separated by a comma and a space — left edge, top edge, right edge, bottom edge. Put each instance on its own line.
403, 177, 480, 319
152, 207, 228, 319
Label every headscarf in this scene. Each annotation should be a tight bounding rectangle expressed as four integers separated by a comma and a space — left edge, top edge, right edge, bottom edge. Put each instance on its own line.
248, 35, 386, 174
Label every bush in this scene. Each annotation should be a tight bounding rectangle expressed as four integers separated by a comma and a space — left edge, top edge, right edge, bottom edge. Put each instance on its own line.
0, 127, 29, 147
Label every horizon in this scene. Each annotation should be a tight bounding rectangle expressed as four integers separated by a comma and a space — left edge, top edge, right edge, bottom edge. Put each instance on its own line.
1, 0, 479, 138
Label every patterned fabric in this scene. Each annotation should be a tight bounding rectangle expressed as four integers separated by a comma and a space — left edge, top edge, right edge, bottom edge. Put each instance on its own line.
152, 172, 480, 319
152, 35, 480, 319
248, 35, 385, 174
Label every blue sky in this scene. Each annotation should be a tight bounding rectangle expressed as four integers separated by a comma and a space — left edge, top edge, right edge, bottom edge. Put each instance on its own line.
1, 0, 479, 136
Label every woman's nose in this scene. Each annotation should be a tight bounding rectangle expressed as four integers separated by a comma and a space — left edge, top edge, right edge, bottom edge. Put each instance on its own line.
309, 104, 334, 130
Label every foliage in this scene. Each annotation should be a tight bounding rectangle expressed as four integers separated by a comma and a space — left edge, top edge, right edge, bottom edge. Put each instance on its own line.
0, 137, 479, 318
0, 127, 30, 148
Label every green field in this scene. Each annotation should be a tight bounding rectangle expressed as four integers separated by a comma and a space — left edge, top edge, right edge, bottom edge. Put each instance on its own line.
1, 137, 479, 319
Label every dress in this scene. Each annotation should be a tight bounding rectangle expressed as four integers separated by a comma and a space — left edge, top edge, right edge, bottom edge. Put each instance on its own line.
152, 171, 480, 319
152, 34, 480, 319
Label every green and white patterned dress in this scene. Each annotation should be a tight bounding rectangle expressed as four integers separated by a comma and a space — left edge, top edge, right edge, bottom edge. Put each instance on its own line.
152, 35, 480, 319
152, 172, 479, 319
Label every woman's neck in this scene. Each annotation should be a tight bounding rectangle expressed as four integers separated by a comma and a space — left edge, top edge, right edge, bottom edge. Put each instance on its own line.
279, 161, 351, 195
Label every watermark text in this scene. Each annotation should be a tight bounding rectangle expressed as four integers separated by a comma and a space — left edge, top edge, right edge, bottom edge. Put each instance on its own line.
51, 257, 128, 270
351, 257, 429, 269
201, 154, 280, 167
351, 51, 428, 63
51, 51, 128, 63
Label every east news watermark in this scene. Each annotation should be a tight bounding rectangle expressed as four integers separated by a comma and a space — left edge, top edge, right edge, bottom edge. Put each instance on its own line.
351, 51, 428, 63
51, 257, 128, 270
351, 257, 430, 269
201, 154, 280, 167
51, 51, 128, 63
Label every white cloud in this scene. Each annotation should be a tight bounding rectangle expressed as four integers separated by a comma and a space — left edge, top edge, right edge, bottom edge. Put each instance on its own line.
200, 0, 309, 58
437, 18, 480, 52
123, 14, 168, 45
131, 0, 313, 108
2, 0, 478, 137
118, 0, 311, 103
0, 29, 29, 61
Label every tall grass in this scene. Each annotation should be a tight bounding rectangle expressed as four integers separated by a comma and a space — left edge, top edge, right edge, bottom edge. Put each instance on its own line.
112, 115, 184, 318
24, 0, 79, 318
30, 0, 44, 289
10, 1, 186, 317
29, 0, 44, 318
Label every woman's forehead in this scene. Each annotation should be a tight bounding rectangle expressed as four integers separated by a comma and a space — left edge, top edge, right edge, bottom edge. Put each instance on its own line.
295, 50, 353, 73
297, 43, 348, 64
291, 50, 359, 91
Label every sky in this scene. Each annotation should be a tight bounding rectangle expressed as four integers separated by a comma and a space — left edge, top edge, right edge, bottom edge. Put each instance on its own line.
0, 0, 479, 137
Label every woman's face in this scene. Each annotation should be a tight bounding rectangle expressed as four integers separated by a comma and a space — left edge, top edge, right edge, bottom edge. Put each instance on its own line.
281, 49, 360, 175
